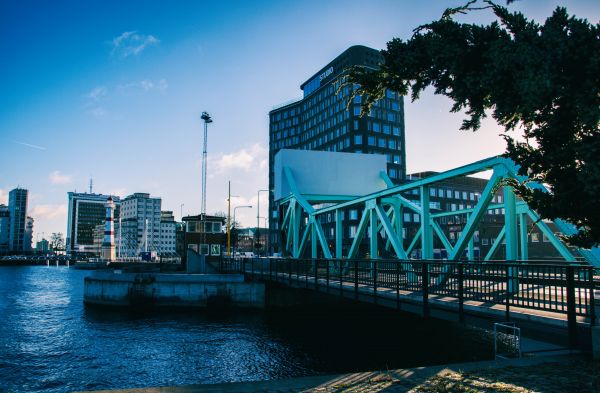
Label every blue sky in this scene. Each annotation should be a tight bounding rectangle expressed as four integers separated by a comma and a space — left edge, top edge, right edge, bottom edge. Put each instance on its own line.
1, 0, 598, 242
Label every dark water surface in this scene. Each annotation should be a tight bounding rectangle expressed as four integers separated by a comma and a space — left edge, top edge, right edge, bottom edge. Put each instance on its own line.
0, 266, 493, 392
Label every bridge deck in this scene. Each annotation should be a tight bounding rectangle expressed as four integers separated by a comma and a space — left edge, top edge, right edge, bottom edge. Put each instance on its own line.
255, 270, 593, 327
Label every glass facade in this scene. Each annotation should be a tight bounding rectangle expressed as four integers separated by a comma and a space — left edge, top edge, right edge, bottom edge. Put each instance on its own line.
268, 45, 406, 254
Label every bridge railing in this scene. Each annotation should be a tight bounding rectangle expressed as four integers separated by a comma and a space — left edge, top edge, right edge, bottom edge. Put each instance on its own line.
219, 258, 597, 325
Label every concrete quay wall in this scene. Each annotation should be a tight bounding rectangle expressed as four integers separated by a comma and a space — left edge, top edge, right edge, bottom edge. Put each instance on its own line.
84, 272, 265, 308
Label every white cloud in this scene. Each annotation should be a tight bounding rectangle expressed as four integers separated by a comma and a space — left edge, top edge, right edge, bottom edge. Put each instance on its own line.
13, 141, 46, 150
86, 107, 108, 118
30, 204, 67, 220
49, 171, 73, 185
0, 189, 7, 204
86, 86, 107, 101
118, 78, 168, 93
111, 31, 159, 57
211, 144, 267, 174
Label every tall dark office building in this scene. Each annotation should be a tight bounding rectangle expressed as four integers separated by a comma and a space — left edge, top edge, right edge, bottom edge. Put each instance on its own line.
66, 192, 120, 255
268, 45, 406, 253
8, 188, 28, 253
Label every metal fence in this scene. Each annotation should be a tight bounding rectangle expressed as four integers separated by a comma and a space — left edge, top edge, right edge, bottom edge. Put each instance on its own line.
218, 258, 597, 332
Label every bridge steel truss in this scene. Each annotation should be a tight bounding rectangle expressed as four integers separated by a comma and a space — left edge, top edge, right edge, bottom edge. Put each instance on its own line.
277, 156, 598, 266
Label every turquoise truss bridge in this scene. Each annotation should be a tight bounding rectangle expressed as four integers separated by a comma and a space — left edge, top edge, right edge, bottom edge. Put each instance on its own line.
274, 151, 599, 266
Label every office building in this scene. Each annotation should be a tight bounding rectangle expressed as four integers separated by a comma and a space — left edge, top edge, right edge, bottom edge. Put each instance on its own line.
0, 205, 9, 253
268, 45, 405, 253
66, 192, 120, 255
159, 211, 177, 255
36, 238, 50, 253
117, 193, 162, 256
8, 188, 28, 253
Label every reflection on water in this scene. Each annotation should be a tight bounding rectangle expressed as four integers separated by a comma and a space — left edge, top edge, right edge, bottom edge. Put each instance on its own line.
0, 266, 493, 392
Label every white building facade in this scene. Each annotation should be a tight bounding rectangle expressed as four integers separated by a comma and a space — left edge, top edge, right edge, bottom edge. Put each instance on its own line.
117, 193, 162, 257
159, 211, 176, 254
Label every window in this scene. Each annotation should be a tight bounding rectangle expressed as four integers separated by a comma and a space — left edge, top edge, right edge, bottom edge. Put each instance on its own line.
446, 190, 452, 198
354, 135, 362, 145
353, 106, 361, 116
368, 136, 376, 146
349, 226, 357, 238
543, 233, 550, 242
200, 244, 209, 255
454, 191, 460, 199
389, 168, 397, 178
403, 213, 411, 222
430, 188, 436, 197
373, 122, 381, 132
378, 138, 386, 147
438, 189, 444, 198
413, 214, 420, 222
531, 233, 540, 242
482, 238, 489, 245
383, 124, 390, 134
353, 120, 359, 130
349, 209, 358, 220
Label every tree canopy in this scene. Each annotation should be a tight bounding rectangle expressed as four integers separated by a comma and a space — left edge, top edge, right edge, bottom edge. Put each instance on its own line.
347, 0, 600, 248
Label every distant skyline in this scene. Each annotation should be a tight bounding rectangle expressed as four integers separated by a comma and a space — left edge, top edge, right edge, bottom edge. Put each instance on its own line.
1, 0, 598, 241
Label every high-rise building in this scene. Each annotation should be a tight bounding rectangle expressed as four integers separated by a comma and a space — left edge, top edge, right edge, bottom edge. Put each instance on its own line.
24, 216, 33, 252
0, 204, 9, 254
66, 192, 120, 254
159, 211, 177, 255
268, 45, 405, 253
36, 238, 50, 253
8, 188, 28, 253
117, 193, 162, 256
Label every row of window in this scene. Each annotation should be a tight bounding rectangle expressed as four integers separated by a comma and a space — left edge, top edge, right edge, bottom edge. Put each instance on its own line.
186, 222, 222, 233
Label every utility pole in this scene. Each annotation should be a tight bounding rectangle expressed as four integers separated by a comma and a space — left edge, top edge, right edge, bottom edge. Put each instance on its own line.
256, 189, 269, 256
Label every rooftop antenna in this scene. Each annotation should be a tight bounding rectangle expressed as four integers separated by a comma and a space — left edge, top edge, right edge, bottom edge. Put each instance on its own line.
89, 176, 93, 194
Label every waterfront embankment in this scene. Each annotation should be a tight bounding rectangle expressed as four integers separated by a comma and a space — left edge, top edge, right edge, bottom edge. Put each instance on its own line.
84, 272, 265, 308
76, 354, 597, 393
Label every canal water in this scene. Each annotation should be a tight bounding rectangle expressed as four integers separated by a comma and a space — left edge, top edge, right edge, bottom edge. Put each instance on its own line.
0, 266, 494, 392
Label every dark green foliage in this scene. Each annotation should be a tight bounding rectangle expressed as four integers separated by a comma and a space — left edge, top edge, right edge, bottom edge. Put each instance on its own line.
348, 1, 600, 247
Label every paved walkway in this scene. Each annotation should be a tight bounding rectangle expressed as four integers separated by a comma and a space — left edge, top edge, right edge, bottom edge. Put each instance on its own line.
78, 354, 598, 393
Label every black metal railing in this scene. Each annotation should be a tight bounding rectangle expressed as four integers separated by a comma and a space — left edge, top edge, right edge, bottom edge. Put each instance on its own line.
218, 257, 597, 333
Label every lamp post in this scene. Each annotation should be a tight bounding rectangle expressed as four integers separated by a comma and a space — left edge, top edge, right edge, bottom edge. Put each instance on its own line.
180, 203, 185, 221
233, 205, 252, 256
256, 189, 269, 256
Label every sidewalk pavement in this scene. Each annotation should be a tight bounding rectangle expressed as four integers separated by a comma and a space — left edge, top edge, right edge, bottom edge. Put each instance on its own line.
77, 354, 598, 393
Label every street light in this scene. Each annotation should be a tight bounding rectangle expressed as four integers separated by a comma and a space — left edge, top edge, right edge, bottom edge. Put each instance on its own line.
200, 111, 212, 247
233, 205, 252, 256
255, 189, 269, 255
200, 111, 212, 217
